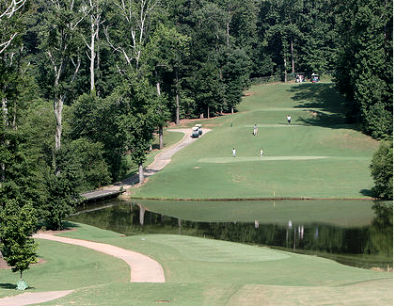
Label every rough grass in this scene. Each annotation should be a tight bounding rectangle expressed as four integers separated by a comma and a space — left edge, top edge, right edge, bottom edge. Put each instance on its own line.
133, 83, 379, 200
0, 223, 391, 305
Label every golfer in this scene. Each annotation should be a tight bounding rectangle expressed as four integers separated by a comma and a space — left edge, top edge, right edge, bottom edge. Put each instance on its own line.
287, 115, 291, 125
232, 148, 236, 157
253, 124, 258, 136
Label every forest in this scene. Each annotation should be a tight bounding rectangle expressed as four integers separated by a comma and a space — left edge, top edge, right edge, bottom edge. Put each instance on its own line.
0, 0, 393, 277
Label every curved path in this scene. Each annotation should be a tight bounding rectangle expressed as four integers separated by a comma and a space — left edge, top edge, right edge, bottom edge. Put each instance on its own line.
33, 233, 166, 283
0, 128, 209, 306
0, 232, 166, 306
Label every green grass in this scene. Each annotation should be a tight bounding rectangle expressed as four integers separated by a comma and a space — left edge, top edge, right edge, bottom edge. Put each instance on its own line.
132, 83, 378, 200
0, 223, 391, 305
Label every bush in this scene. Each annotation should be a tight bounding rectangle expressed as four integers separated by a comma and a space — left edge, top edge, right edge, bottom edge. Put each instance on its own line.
370, 141, 393, 199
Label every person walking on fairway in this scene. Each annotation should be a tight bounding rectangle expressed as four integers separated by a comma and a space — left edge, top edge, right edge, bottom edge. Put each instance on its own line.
287, 115, 291, 125
260, 149, 263, 157
232, 148, 236, 157
253, 124, 258, 136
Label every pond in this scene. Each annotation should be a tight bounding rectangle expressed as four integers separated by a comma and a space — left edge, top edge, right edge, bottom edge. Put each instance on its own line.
69, 199, 393, 270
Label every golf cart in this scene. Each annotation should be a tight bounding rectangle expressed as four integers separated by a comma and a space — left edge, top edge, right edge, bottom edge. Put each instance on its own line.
191, 126, 200, 138
195, 124, 202, 135
311, 73, 320, 83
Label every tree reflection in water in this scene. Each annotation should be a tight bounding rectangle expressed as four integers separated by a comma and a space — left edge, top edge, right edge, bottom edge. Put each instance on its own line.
70, 200, 392, 270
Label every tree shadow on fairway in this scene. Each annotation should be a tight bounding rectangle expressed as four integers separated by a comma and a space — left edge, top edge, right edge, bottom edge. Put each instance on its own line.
0, 283, 17, 289
289, 83, 359, 130
360, 189, 376, 198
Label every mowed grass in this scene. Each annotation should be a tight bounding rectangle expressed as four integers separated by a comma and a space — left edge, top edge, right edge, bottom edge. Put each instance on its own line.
0, 223, 391, 305
133, 82, 379, 199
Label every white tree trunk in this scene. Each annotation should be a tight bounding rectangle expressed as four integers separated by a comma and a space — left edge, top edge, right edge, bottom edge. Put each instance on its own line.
54, 96, 64, 151
138, 164, 144, 185
89, 16, 96, 92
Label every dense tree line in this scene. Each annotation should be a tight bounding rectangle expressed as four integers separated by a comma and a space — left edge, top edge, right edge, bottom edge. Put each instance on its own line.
0, 0, 392, 280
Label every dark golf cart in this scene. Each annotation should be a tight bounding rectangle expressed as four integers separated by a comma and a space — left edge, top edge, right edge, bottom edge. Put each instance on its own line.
311, 73, 320, 83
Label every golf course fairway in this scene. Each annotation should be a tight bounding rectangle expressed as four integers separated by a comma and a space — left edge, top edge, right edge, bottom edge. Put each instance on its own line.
0, 223, 392, 305
132, 82, 379, 200
0, 82, 391, 306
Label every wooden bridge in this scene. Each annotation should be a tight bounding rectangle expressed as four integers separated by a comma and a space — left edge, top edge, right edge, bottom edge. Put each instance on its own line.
80, 189, 125, 202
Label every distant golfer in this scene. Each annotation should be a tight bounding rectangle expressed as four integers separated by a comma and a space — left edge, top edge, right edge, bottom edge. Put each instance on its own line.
260, 149, 263, 157
253, 124, 258, 136
287, 115, 291, 125
232, 148, 236, 157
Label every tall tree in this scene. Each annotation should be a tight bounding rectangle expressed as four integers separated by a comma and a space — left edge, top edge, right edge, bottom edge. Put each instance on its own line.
123, 77, 156, 184
0, 0, 27, 54
334, 0, 393, 139
38, 0, 86, 153
83, 0, 103, 93
143, 23, 189, 129
105, 0, 161, 73
0, 201, 37, 285
69, 93, 128, 181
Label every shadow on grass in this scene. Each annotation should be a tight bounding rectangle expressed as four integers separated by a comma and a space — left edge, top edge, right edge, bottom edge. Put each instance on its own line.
289, 83, 359, 130
0, 283, 16, 289
63, 221, 81, 229
360, 189, 376, 198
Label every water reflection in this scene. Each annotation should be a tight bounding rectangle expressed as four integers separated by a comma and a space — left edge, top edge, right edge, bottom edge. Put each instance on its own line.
69, 200, 393, 270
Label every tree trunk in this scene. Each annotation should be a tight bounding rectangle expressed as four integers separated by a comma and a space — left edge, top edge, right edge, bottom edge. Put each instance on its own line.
175, 69, 180, 125
284, 54, 287, 82
138, 164, 144, 185
159, 125, 163, 149
2, 97, 7, 127
139, 204, 145, 226
89, 16, 96, 93
156, 81, 161, 96
226, 20, 230, 47
54, 95, 63, 152
1, 98, 6, 185
207, 105, 210, 118
290, 35, 295, 76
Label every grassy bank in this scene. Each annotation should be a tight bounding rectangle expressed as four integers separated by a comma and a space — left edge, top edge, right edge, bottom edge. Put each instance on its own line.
0, 223, 392, 305
132, 82, 378, 200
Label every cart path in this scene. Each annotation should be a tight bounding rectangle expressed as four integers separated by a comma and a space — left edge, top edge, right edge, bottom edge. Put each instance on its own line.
0, 290, 74, 306
111, 128, 211, 190
0, 232, 166, 306
33, 232, 166, 283
0, 128, 208, 306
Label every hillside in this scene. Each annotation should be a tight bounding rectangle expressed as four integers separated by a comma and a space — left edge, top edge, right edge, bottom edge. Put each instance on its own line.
133, 82, 379, 200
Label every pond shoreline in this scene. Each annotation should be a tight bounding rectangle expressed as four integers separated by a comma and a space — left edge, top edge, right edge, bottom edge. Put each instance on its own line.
129, 196, 378, 201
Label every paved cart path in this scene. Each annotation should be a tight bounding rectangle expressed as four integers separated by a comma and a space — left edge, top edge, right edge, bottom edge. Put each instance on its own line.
0, 232, 166, 306
0, 128, 210, 306
33, 232, 166, 283
110, 128, 210, 190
